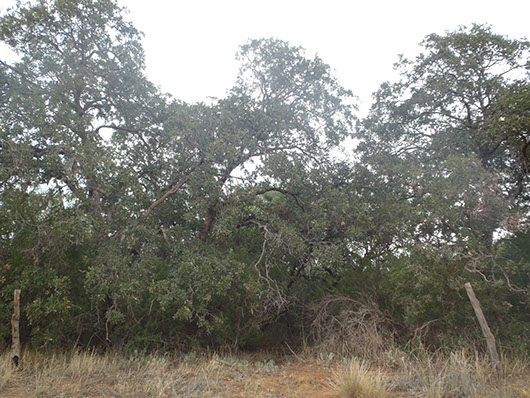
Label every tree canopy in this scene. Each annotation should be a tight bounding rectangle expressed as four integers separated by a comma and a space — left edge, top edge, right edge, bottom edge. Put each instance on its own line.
0, 1, 528, 354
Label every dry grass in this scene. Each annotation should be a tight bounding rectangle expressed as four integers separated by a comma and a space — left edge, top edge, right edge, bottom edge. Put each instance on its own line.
0, 349, 236, 397
332, 349, 528, 398
0, 349, 335, 398
332, 358, 389, 398
391, 349, 529, 398
1, 348, 528, 397
0, 355, 15, 392
309, 294, 529, 397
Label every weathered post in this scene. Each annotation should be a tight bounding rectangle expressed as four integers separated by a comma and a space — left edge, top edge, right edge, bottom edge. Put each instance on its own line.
11, 289, 21, 367
464, 282, 500, 370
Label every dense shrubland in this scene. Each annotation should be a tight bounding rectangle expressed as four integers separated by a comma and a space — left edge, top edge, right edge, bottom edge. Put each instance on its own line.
0, 0, 528, 357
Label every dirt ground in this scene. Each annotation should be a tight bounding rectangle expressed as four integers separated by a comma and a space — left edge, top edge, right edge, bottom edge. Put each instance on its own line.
221, 362, 338, 398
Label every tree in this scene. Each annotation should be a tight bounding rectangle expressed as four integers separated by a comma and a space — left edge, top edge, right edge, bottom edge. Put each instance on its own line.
352, 25, 530, 349
0, 1, 357, 347
194, 38, 355, 242
2, 2, 526, 352
0, 0, 167, 346
0, 0, 166, 233
359, 25, 529, 245
488, 81, 530, 201
129, 39, 356, 343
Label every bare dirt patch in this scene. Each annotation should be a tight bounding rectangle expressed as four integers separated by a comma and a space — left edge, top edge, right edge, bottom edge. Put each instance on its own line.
220, 362, 337, 398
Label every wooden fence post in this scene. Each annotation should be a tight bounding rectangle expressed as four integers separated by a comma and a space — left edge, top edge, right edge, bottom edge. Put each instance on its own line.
464, 282, 500, 370
11, 289, 21, 367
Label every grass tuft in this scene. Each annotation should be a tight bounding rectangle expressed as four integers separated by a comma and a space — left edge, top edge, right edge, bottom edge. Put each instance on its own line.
333, 358, 389, 398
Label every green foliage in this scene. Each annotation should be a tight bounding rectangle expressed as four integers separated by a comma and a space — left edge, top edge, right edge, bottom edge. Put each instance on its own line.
0, 2, 528, 355
354, 24, 529, 352
25, 276, 76, 347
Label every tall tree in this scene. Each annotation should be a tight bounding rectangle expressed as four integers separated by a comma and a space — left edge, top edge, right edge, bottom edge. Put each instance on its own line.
194, 38, 355, 242
359, 25, 529, 247
352, 25, 530, 347
0, 0, 167, 345
0, 1, 357, 346
0, 0, 165, 236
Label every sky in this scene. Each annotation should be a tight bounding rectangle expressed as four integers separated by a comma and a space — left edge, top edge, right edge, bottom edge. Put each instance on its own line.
1, 0, 529, 115
123, 0, 530, 114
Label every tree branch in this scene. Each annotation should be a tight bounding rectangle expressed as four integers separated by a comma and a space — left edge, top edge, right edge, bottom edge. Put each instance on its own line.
143, 157, 204, 219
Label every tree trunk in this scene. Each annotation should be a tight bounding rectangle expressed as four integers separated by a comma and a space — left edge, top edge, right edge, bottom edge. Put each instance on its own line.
200, 204, 218, 242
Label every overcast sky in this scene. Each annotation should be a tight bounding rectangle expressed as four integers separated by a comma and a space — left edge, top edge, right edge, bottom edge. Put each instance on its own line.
125, 0, 530, 114
1, 0, 529, 114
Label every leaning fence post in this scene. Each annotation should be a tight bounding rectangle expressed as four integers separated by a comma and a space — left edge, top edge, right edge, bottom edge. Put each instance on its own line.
11, 289, 21, 367
464, 282, 500, 370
